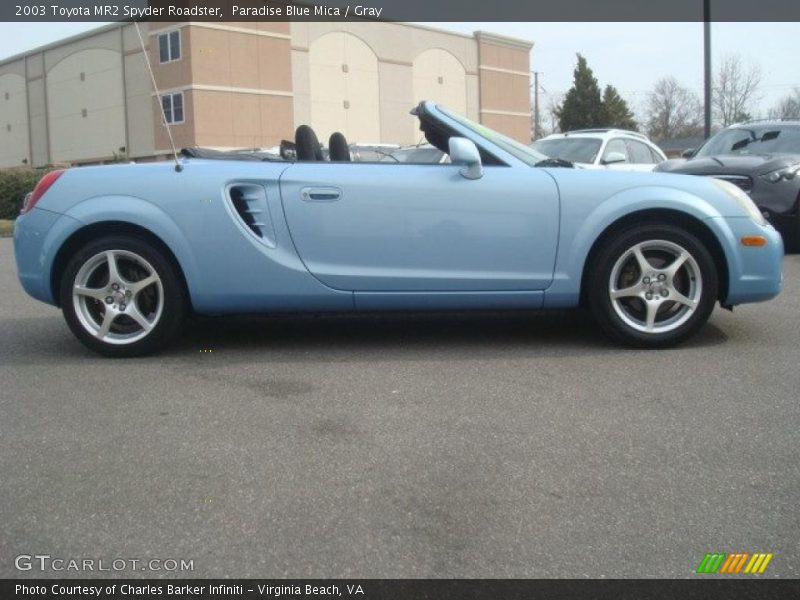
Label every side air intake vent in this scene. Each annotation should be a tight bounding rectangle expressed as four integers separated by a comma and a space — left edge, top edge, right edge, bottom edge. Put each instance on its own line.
227, 184, 277, 248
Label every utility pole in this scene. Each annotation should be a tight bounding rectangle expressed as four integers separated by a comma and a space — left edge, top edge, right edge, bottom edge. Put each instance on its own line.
532, 71, 542, 140
703, 0, 712, 139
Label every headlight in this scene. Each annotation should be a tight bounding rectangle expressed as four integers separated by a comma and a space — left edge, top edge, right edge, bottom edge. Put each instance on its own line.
711, 178, 766, 226
759, 163, 800, 183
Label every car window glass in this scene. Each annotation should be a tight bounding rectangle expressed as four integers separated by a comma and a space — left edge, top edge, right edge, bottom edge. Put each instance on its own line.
649, 146, 664, 163
437, 105, 548, 167
626, 140, 655, 164
696, 129, 752, 157
739, 128, 800, 154
603, 139, 629, 162
532, 138, 602, 164
691, 127, 800, 157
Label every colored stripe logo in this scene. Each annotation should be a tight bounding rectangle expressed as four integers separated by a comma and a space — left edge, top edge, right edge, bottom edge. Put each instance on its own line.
696, 552, 773, 574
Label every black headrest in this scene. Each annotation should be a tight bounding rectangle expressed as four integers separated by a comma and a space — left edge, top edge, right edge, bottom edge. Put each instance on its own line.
328, 132, 351, 162
295, 125, 323, 161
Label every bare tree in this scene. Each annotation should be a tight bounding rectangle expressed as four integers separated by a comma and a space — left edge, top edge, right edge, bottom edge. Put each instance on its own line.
645, 77, 703, 141
543, 92, 564, 136
769, 88, 800, 120
713, 54, 762, 126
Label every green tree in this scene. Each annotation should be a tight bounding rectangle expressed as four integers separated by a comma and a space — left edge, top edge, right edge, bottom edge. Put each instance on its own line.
600, 85, 637, 130
0, 167, 56, 219
556, 54, 604, 131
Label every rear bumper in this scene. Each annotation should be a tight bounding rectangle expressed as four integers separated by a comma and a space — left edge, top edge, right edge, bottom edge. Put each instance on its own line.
14, 208, 81, 306
709, 216, 784, 305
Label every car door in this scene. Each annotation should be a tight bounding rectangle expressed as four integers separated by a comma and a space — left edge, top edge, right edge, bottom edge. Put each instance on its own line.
278, 162, 560, 292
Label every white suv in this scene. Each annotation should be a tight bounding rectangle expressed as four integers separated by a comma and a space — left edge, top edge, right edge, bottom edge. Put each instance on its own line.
532, 129, 667, 171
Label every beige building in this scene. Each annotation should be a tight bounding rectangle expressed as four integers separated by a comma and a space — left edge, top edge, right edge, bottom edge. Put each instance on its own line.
0, 21, 533, 168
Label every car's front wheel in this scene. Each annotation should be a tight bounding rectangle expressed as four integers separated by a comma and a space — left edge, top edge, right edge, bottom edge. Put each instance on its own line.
588, 224, 718, 348
59, 235, 186, 357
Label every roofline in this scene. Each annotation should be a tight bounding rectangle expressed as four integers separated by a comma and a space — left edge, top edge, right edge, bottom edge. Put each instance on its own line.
729, 119, 800, 127
397, 22, 475, 41
404, 24, 534, 49
1, 21, 534, 70
549, 128, 652, 141
568, 128, 647, 138
474, 30, 534, 51
0, 21, 128, 68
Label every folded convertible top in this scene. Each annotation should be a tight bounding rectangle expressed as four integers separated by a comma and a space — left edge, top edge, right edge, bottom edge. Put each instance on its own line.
180, 147, 286, 162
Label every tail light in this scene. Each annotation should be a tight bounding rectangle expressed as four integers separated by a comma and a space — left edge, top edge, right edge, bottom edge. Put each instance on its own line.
21, 169, 65, 214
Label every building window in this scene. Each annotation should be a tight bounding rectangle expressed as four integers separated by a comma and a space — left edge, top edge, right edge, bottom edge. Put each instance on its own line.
158, 30, 181, 64
161, 92, 184, 124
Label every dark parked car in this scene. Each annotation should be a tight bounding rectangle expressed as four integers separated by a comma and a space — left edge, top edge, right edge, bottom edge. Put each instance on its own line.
656, 120, 800, 250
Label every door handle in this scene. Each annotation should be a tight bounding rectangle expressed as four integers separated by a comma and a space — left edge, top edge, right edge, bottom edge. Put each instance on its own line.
301, 187, 341, 202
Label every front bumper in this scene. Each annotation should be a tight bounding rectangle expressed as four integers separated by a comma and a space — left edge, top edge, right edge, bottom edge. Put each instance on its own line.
708, 216, 784, 305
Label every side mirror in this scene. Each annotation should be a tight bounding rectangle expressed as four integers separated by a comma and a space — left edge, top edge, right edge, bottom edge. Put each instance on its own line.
681, 148, 696, 159
449, 137, 483, 180
602, 151, 627, 165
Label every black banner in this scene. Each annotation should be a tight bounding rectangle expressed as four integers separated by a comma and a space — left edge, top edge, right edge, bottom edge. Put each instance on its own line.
4, 579, 800, 600
4, 0, 800, 22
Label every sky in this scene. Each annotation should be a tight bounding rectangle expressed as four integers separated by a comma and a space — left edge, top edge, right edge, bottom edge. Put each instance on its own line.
1, 21, 797, 126
435, 22, 800, 124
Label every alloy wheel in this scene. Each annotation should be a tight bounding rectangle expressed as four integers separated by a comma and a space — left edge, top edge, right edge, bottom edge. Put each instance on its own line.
71, 249, 164, 345
608, 239, 703, 334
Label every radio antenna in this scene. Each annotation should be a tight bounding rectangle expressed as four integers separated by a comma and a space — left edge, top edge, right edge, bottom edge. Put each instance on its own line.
133, 20, 183, 172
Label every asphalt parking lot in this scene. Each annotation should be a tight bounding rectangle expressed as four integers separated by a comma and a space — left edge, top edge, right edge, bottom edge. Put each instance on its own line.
1, 236, 798, 578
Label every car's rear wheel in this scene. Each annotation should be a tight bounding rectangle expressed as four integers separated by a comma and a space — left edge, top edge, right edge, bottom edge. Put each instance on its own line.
59, 235, 186, 357
588, 224, 718, 348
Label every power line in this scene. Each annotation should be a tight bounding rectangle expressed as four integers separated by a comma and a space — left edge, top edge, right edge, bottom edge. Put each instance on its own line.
534, 83, 799, 98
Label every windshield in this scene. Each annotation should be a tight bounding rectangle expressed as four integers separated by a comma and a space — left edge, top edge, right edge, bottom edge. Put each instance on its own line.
437, 106, 547, 167
696, 126, 800, 157
532, 138, 602, 164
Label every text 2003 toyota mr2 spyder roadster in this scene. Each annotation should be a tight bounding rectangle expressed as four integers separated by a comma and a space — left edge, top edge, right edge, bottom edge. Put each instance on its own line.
14, 102, 783, 356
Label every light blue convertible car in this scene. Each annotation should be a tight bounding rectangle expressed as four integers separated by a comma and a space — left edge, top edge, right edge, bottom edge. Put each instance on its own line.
14, 102, 783, 356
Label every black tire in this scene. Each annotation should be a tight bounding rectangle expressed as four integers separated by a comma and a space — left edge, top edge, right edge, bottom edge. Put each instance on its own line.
786, 218, 800, 254
59, 235, 186, 357
588, 223, 718, 348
